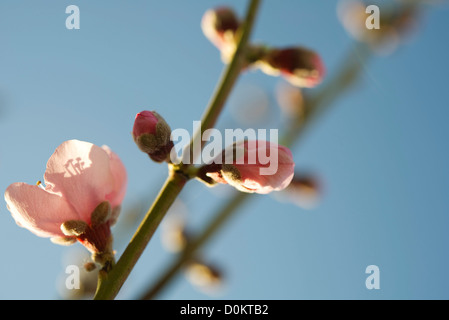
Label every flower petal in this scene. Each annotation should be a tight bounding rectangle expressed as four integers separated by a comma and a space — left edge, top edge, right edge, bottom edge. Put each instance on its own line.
102, 145, 127, 208
44, 140, 114, 222
4, 183, 79, 238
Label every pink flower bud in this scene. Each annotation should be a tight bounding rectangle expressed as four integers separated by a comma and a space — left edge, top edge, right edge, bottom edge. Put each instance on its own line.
133, 110, 159, 138
258, 47, 325, 88
201, 7, 240, 63
206, 140, 295, 194
132, 110, 173, 163
4, 140, 127, 263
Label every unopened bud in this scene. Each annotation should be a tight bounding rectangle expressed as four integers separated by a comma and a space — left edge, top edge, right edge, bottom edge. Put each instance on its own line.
132, 110, 174, 163
84, 262, 97, 272
108, 205, 121, 227
206, 141, 295, 195
202, 7, 240, 63
90, 201, 111, 226
61, 220, 88, 237
258, 47, 325, 88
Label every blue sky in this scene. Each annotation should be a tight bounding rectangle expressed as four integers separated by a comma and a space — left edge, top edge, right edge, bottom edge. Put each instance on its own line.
1, 0, 448, 299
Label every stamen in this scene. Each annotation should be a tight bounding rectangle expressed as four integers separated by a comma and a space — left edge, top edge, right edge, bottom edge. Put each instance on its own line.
36, 181, 45, 190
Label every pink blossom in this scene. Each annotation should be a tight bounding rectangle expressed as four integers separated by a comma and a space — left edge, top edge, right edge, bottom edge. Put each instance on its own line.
132, 111, 159, 138
4, 140, 127, 252
207, 140, 295, 194
132, 110, 173, 162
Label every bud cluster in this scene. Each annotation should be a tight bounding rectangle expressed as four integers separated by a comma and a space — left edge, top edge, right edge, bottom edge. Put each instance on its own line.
201, 6, 325, 88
